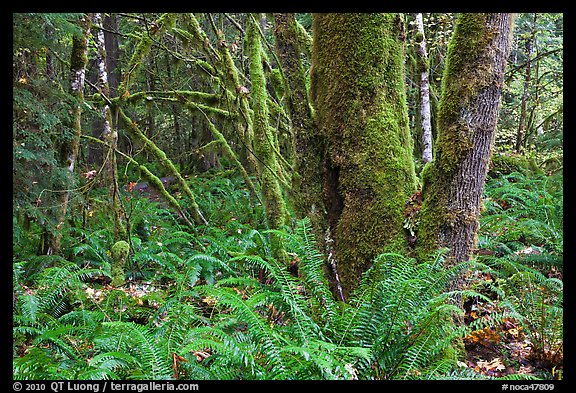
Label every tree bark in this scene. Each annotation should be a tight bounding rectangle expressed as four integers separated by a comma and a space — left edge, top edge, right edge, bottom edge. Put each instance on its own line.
414, 13, 433, 163
417, 13, 515, 271
272, 13, 326, 236
103, 14, 121, 98
311, 13, 418, 298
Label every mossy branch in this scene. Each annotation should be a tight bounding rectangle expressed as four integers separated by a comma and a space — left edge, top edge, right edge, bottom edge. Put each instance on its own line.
246, 14, 290, 263
193, 104, 261, 205
124, 90, 220, 105
117, 107, 208, 226
184, 13, 258, 172
81, 134, 195, 227
180, 13, 221, 65
118, 13, 177, 97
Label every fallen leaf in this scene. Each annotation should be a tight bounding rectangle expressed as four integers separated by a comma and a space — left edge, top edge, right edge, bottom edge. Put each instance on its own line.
477, 357, 506, 371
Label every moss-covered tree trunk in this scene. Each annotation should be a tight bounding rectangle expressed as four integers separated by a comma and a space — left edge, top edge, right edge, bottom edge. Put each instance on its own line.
246, 14, 290, 263
44, 14, 91, 255
272, 13, 326, 239
311, 13, 418, 298
417, 14, 515, 274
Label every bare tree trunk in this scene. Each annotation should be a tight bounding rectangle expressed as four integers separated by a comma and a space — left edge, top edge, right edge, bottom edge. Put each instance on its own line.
414, 13, 433, 163
418, 14, 515, 272
45, 14, 92, 254
103, 14, 121, 98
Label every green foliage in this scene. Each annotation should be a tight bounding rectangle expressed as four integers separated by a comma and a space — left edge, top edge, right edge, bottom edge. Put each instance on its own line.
340, 250, 478, 379
13, 204, 477, 380
497, 13, 562, 155
468, 169, 564, 376
479, 171, 563, 264
492, 258, 562, 366
13, 11, 562, 381
13, 167, 563, 380
95, 322, 174, 379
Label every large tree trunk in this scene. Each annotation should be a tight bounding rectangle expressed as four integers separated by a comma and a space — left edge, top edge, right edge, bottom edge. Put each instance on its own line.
417, 13, 515, 273
311, 13, 418, 299
272, 13, 326, 240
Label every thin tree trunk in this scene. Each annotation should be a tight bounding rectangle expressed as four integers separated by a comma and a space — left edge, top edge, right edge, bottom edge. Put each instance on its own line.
418, 14, 515, 272
103, 14, 121, 98
46, 14, 92, 254
246, 14, 290, 263
93, 12, 127, 241
515, 13, 536, 153
414, 13, 433, 163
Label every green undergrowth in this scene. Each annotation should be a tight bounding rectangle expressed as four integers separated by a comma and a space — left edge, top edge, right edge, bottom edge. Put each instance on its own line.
479, 171, 562, 266
13, 171, 562, 380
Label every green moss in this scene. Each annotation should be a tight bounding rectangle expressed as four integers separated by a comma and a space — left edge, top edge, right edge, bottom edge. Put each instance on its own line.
312, 14, 418, 295
111, 240, 129, 262
269, 68, 285, 99
111, 240, 130, 287
414, 31, 424, 43
70, 16, 90, 74
416, 14, 510, 263
431, 14, 498, 177
247, 14, 289, 263
119, 13, 177, 95
488, 152, 542, 177
294, 18, 312, 57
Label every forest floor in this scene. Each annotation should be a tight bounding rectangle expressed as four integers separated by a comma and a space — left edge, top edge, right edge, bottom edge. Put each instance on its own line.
462, 266, 563, 379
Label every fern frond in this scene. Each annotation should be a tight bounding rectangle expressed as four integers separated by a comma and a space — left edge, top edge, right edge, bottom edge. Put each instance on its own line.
35, 324, 81, 360
228, 254, 324, 342
17, 294, 42, 323
96, 321, 173, 379
186, 253, 236, 282
71, 228, 113, 264
181, 325, 259, 378
196, 284, 288, 378
292, 218, 337, 325
335, 252, 471, 379
86, 351, 139, 379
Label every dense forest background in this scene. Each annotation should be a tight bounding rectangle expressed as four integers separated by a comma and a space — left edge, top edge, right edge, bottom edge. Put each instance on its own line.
13, 13, 563, 381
